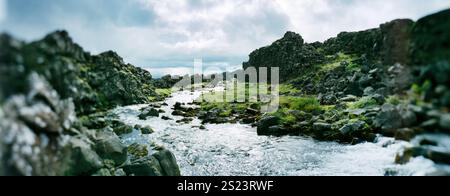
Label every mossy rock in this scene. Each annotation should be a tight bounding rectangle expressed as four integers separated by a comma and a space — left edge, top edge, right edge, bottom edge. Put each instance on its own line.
128, 143, 149, 159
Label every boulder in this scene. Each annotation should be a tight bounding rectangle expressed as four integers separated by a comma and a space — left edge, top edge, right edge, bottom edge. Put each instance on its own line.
257, 116, 281, 136
370, 94, 385, 104
123, 156, 164, 176
439, 114, 450, 131
313, 122, 332, 132
161, 116, 173, 120
374, 104, 417, 134
138, 107, 160, 120
174, 102, 183, 110
153, 149, 181, 176
140, 126, 154, 134
339, 121, 366, 135
440, 92, 450, 107
93, 129, 128, 166
266, 126, 288, 136
113, 124, 134, 135
67, 137, 104, 175
396, 147, 450, 165
177, 118, 194, 124
123, 149, 180, 176
394, 128, 417, 141
128, 143, 149, 159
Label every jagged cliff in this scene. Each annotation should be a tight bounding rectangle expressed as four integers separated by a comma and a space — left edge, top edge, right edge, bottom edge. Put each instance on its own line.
0, 31, 180, 176
0, 30, 158, 115
245, 9, 450, 170
243, 18, 415, 82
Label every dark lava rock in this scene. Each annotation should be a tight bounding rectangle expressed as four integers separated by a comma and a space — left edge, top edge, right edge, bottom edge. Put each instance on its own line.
257, 116, 281, 136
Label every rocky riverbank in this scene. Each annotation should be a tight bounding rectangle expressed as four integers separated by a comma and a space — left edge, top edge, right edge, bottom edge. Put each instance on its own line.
249, 9, 450, 171
175, 9, 450, 173
0, 31, 180, 176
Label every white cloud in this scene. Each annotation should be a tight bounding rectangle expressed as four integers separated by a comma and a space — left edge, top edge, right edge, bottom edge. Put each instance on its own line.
274, 0, 450, 41
0, 0, 6, 23
2, 0, 450, 77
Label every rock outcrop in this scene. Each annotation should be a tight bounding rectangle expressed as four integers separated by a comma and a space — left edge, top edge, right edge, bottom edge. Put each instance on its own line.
0, 31, 180, 176
246, 9, 450, 151
0, 30, 157, 115
322, 28, 382, 60
243, 31, 325, 82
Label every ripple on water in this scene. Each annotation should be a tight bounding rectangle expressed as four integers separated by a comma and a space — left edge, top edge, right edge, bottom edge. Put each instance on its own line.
113, 90, 441, 176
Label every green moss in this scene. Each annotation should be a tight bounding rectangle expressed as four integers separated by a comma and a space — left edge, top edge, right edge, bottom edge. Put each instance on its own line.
155, 88, 171, 97
219, 109, 233, 117
346, 62, 361, 71
199, 82, 265, 103
348, 97, 378, 109
279, 96, 321, 112
147, 96, 157, 102
386, 95, 401, 105
127, 143, 148, 159
412, 80, 432, 96
279, 84, 301, 95
236, 103, 249, 111
281, 114, 297, 125
267, 108, 298, 126
321, 52, 358, 71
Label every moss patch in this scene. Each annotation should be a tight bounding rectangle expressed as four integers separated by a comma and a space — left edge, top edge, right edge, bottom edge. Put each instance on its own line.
348, 97, 378, 109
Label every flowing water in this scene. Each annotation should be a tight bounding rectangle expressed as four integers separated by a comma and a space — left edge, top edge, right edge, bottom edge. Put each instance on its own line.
114, 89, 441, 176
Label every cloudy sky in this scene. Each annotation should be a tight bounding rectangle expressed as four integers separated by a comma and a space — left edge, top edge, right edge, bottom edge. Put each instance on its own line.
0, 0, 449, 77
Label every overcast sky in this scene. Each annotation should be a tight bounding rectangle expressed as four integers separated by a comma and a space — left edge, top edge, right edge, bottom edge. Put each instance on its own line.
1, 0, 449, 77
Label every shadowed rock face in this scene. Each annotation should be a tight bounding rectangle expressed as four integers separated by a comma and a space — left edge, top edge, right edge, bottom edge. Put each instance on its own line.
323, 28, 382, 59
380, 19, 414, 65
411, 9, 450, 66
242, 19, 418, 84
243, 31, 325, 82
410, 9, 450, 108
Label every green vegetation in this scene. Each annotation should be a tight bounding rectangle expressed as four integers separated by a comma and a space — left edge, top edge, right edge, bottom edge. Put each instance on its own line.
269, 109, 297, 125
279, 96, 321, 112
199, 82, 273, 103
267, 96, 322, 126
155, 88, 172, 97
322, 52, 358, 71
347, 97, 378, 109
386, 95, 401, 105
412, 80, 433, 96
279, 84, 301, 95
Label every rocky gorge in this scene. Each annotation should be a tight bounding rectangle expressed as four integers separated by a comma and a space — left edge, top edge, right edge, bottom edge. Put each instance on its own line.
1, 8, 450, 176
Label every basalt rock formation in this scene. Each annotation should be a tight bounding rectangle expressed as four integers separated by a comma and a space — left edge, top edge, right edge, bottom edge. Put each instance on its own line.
0, 31, 180, 176
245, 9, 450, 169
0, 30, 157, 115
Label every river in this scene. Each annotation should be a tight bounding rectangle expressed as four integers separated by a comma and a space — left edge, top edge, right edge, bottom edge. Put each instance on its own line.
114, 89, 440, 176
